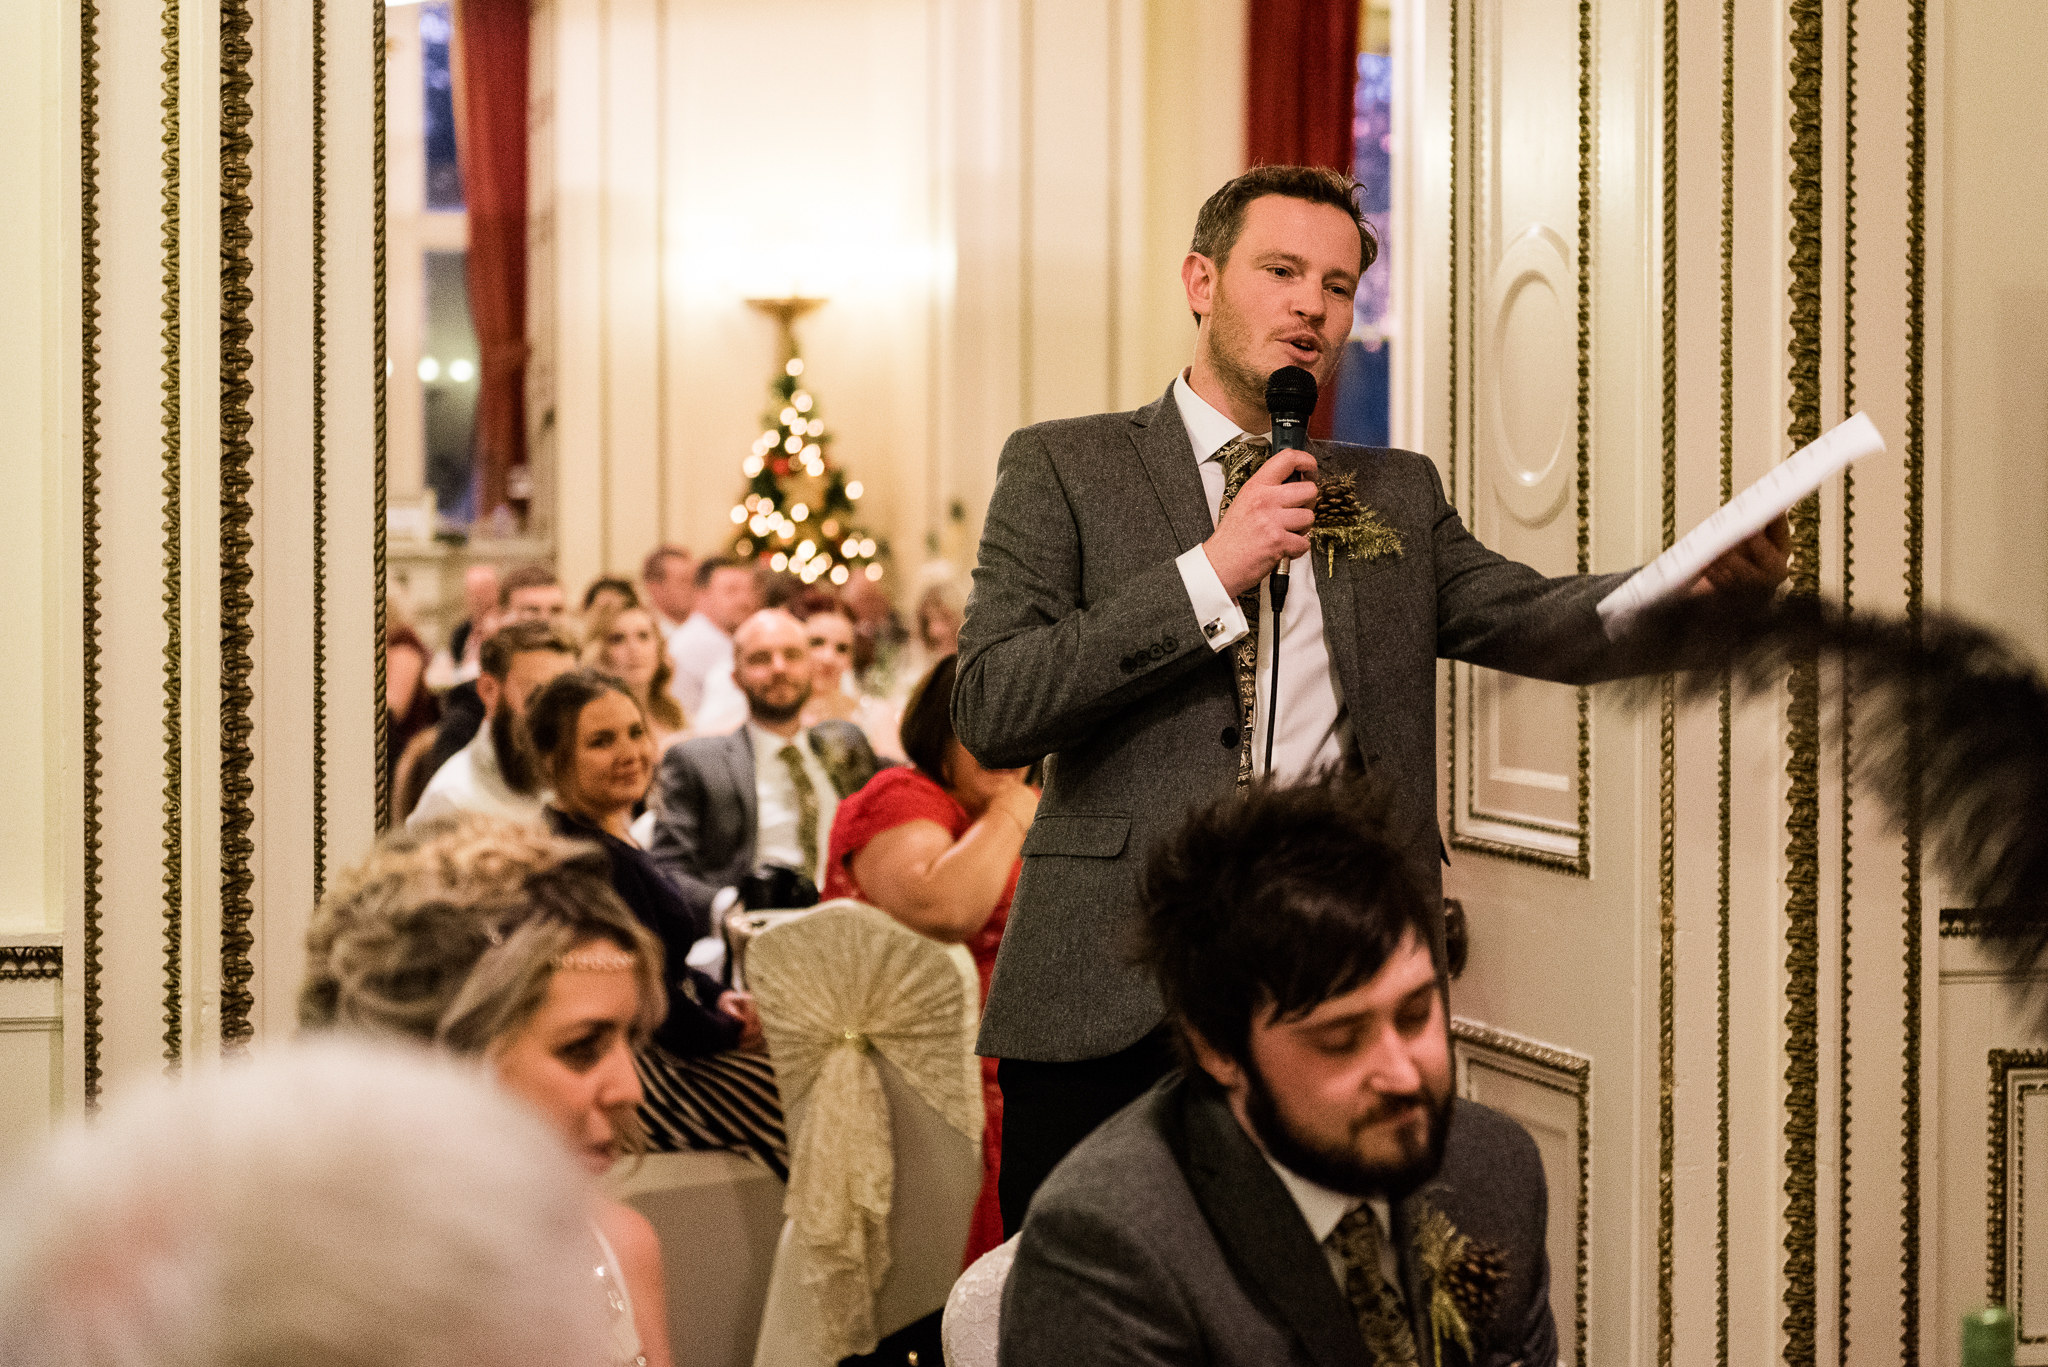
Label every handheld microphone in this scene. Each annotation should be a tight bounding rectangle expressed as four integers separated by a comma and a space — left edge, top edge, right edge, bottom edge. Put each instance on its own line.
1260, 365, 1317, 779
1264, 365, 1319, 610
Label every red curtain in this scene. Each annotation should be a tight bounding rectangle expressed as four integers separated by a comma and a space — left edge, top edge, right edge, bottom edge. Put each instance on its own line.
453, 0, 529, 523
1245, 0, 1361, 437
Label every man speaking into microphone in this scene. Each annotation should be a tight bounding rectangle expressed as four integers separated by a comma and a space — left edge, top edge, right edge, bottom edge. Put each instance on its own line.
952, 165, 1790, 1230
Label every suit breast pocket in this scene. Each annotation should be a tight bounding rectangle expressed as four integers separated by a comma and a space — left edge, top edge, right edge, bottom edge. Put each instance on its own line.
1021, 813, 1131, 859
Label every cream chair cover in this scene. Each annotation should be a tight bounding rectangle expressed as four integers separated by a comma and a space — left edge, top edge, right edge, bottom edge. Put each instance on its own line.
746, 899, 983, 1363
940, 1234, 1018, 1367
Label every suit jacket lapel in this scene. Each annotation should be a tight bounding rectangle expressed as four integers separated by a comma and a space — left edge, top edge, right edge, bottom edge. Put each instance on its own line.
1310, 446, 1367, 730
1133, 381, 1215, 553
1394, 1194, 1441, 1367
1170, 1078, 1370, 1367
725, 729, 759, 867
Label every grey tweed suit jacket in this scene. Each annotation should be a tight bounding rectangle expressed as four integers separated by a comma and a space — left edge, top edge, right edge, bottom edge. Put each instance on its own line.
954, 381, 1663, 1062
645, 719, 880, 937
1000, 1078, 1557, 1367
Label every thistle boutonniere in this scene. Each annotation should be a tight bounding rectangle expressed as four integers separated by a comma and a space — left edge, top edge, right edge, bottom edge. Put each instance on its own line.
1309, 473, 1403, 574
1414, 1204, 1508, 1366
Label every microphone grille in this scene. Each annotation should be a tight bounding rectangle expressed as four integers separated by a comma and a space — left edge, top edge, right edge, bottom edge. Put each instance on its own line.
1265, 365, 1319, 419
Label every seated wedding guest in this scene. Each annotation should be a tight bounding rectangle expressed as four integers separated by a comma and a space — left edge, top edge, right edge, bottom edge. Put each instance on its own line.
797, 597, 905, 761
0, 1036, 618, 1367
416, 563, 573, 788
889, 560, 968, 704
587, 600, 688, 753
300, 815, 680, 1366
387, 601, 442, 803
426, 561, 501, 690
411, 619, 576, 826
822, 652, 1035, 1263
840, 567, 907, 690
1002, 778, 1556, 1367
650, 609, 882, 928
667, 556, 761, 717
641, 545, 698, 637
527, 669, 787, 1178
583, 574, 639, 622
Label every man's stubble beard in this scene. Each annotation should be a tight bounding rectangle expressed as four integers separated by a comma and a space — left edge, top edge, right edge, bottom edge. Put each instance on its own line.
1202, 280, 1272, 422
491, 704, 542, 796
1201, 275, 1339, 424
744, 678, 812, 727
1241, 1052, 1453, 1203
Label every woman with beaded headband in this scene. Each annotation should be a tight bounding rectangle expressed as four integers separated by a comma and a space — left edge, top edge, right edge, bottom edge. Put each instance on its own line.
526, 667, 789, 1180
300, 813, 676, 1367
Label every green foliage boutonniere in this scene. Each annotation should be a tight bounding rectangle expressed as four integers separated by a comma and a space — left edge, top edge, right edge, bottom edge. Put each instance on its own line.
1415, 1205, 1508, 1366
1309, 473, 1404, 574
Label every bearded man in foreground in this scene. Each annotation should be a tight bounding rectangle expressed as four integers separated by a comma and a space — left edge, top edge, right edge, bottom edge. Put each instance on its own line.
1000, 777, 1555, 1367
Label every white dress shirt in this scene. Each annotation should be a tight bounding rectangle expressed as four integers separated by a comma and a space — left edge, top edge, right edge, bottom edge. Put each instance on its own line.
1170, 372, 1351, 782
407, 725, 547, 828
747, 721, 839, 888
667, 612, 734, 718
1264, 1155, 1403, 1302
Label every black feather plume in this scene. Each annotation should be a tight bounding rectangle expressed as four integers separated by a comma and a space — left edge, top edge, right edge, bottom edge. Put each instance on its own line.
1621, 593, 2048, 999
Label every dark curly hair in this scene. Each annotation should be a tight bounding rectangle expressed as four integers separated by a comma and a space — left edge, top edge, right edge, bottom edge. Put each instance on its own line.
1131, 776, 1433, 1065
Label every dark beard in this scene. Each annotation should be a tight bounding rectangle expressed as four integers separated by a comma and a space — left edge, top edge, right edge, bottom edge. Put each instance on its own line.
1242, 1053, 1452, 1202
744, 682, 812, 726
491, 704, 541, 796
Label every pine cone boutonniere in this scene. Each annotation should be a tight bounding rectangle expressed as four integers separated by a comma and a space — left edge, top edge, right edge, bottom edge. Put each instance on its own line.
1309, 473, 1403, 574
1414, 1205, 1509, 1366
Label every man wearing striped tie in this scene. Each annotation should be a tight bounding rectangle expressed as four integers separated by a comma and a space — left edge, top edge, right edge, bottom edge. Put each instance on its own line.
649, 609, 882, 935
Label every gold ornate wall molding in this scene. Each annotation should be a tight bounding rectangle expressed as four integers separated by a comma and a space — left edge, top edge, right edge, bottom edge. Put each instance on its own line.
32, 0, 385, 1110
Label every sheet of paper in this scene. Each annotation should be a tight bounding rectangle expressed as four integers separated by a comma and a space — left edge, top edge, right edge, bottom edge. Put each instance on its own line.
1597, 411, 1886, 638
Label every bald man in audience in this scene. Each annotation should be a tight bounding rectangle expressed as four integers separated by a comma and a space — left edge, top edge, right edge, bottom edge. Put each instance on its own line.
411, 619, 577, 826
648, 609, 883, 934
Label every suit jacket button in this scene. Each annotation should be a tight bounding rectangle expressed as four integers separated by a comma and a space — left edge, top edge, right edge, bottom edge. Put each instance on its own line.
1220, 726, 1239, 749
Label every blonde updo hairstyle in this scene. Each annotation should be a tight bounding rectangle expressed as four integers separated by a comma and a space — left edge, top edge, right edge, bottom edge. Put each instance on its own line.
300, 814, 666, 1061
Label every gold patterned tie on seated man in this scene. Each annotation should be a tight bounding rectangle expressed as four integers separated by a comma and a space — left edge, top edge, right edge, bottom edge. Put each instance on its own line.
776, 743, 821, 874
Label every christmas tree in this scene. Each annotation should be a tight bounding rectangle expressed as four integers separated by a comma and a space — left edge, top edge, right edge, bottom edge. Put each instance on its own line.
726, 330, 882, 589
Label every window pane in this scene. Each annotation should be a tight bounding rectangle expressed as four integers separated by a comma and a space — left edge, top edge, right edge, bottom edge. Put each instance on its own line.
423, 250, 480, 523
422, 0, 464, 211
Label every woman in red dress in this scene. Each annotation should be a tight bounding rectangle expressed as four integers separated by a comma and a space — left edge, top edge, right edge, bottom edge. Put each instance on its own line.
822, 654, 1037, 1263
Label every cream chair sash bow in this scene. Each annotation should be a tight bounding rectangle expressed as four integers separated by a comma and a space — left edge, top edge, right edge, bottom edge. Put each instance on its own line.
747, 900, 983, 1362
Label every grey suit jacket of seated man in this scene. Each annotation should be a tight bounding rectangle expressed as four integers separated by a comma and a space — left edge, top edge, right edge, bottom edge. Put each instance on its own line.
1000, 1074, 1556, 1367
644, 719, 882, 938
954, 381, 1681, 1064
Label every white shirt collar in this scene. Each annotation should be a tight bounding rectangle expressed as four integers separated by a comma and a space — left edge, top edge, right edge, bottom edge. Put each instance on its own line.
1173, 370, 1252, 464
747, 720, 806, 762
1262, 1153, 1368, 1245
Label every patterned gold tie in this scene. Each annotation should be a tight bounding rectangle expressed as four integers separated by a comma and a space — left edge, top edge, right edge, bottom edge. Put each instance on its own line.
1325, 1203, 1419, 1366
776, 743, 820, 874
1214, 435, 1271, 789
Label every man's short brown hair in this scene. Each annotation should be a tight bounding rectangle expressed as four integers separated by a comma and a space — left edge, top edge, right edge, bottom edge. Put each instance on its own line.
497, 563, 560, 606
1188, 166, 1379, 321
478, 619, 577, 681
640, 545, 692, 584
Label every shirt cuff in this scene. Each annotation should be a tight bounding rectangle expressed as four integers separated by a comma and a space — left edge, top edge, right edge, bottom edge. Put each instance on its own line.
1176, 545, 1249, 651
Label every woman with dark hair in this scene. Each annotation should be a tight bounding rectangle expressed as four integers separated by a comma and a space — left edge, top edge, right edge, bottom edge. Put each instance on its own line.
821, 653, 1037, 1261
526, 667, 788, 1179
794, 597, 904, 761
